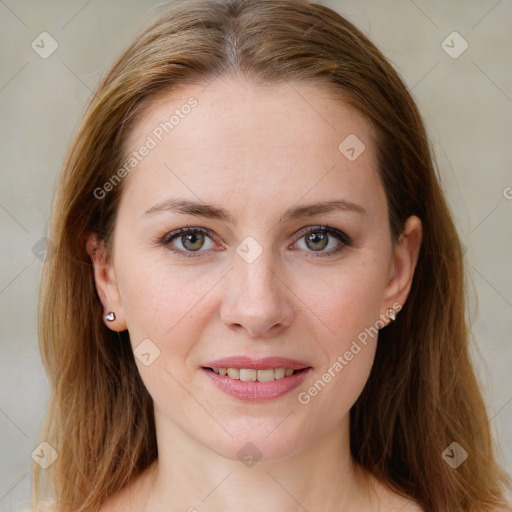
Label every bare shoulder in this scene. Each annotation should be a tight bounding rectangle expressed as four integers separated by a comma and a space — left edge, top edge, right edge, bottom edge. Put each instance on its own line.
367, 474, 425, 512
98, 486, 132, 512
384, 492, 425, 512
98, 468, 152, 512
98, 491, 128, 512
393, 497, 425, 512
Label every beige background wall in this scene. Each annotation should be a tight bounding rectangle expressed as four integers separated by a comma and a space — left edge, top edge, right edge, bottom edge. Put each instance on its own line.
0, 0, 511, 509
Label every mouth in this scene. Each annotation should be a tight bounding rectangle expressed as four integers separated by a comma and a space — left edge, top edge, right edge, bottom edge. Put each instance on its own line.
203, 366, 306, 382
200, 357, 312, 401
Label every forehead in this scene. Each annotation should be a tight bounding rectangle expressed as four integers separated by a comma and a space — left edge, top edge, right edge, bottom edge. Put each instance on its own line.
119, 76, 381, 218
127, 75, 375, 160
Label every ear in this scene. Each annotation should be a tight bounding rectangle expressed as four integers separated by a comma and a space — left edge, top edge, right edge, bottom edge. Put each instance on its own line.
86, 233, 127, 332
381, 215, 423, 314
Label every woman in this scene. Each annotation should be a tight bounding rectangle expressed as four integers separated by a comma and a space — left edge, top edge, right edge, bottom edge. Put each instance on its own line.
33, 0, 511, 511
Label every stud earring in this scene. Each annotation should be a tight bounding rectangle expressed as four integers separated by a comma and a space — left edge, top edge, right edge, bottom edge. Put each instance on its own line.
104, 311, 116, 322
387, 308, 397, 321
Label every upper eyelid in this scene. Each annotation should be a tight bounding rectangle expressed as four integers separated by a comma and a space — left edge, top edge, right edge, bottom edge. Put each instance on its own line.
162, 226, 215, 243
295, 226, 352, 249
163, 225, 349, 250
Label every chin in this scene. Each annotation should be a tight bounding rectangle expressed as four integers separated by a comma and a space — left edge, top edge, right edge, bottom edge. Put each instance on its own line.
198, 417, 316, 463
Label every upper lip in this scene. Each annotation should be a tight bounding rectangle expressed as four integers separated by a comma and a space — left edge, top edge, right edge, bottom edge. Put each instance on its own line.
202, 356, 311, 370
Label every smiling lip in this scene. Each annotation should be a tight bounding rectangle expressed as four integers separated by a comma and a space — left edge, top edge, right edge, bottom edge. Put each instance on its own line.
201, 356, 312, 401
203, 356, 310, 370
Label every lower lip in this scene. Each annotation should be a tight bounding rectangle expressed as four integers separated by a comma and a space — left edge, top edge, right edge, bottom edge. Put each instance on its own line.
201, 368, 311, 401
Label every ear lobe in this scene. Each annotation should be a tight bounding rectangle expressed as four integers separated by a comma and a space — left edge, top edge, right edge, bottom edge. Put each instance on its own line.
382, 215, 423, 309
86, 234, 127, 332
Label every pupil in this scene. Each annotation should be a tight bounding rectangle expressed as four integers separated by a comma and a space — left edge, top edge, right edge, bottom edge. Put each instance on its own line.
183, 232, 204, 251
306, 232, 328, 251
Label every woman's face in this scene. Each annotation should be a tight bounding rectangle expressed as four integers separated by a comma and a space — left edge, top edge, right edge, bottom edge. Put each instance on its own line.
92, 76, 420, 461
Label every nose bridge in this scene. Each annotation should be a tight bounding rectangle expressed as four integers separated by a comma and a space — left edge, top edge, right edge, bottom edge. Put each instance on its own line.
234, 232, 278, 286
235, 239, 282, 307
220, 236, 293, 337
239, 250, 276, 296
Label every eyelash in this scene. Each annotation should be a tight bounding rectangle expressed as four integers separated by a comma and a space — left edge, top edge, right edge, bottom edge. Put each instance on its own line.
159, 224, 353, 259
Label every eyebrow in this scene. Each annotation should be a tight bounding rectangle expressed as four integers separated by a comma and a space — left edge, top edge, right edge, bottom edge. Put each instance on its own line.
142, 198, 367, 222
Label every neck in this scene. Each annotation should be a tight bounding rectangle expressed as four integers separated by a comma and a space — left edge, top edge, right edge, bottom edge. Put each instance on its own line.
136, 410, 377, 512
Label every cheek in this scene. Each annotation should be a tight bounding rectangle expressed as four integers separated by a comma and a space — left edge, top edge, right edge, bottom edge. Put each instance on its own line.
115, 255, 219, 406
293, 254, 387, 408
299, 254, 389, 343
299, 345, 376, 435
295, 270, 382, 429
116, 252, 216, 354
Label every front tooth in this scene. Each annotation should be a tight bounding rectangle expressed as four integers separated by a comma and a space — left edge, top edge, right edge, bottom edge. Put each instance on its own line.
274, 368, 285, 380
239, 368, 257, 382
218, 368, 227, 376
257, 369, 275, 382
227, 368, 240, 379
285, 368, 294, 377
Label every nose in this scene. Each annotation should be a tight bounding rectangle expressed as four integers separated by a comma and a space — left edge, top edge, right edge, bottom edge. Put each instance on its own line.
220, 250, 294, 339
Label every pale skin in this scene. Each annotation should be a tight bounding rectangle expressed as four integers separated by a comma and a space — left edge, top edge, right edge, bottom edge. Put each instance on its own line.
87, 75, 423, 512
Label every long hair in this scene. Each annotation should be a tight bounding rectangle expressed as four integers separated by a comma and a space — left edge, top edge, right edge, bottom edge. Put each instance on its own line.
34, 1, 511, 510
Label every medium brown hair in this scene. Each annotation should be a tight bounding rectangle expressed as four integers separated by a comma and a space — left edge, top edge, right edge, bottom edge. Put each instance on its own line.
34, 0, 511, 511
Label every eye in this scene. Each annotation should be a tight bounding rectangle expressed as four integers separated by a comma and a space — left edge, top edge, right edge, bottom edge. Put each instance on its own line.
293, 226, 352, 257
159, 224, 352, 259
161, 226, 218, 256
